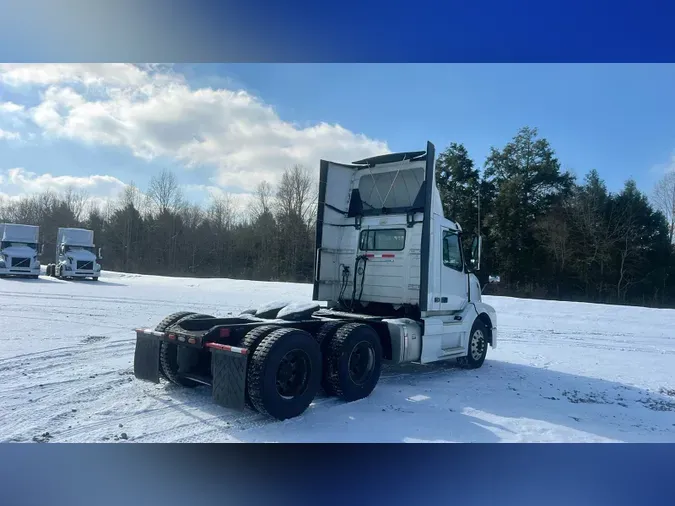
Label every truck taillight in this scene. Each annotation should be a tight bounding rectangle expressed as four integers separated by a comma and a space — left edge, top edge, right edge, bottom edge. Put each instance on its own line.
168, 333, 176, 340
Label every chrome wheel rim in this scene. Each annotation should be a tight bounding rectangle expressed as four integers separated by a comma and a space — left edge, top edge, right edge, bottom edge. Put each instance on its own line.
470, 329, 486, 361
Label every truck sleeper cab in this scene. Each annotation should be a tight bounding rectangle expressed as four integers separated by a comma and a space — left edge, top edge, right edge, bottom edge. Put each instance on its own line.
0, 223, 42, 279
133, 142, 497, 421
46, 227, 102, 281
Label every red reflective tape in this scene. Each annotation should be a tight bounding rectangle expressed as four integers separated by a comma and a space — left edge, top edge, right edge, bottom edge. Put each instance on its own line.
381, 254, 395, 258
366, 253, 374, 258
206, 342, 248, 355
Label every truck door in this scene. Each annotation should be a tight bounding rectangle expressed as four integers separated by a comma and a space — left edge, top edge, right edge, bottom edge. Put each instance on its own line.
314, 160, 358, 302
440, 226, 469, 312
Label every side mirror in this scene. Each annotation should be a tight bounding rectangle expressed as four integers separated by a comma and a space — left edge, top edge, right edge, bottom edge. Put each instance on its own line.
468, 235, 482, 272
489, 275, 501, 284
40, 244, 44, 254
98, 247, 103, 259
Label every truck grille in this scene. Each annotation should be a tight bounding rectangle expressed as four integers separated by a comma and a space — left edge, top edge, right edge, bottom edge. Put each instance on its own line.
77, 260, 94, 270
11, 257, 30, 268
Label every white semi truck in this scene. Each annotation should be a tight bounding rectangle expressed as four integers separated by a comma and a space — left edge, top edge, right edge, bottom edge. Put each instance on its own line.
46, 227, 102, 281
133, 142, 498, 421
0, 223, 42, 278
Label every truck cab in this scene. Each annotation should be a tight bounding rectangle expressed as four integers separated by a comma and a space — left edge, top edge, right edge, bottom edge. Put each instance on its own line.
0, 223, 42, 279
47, 227, 102, 281
313, 142, 497, 364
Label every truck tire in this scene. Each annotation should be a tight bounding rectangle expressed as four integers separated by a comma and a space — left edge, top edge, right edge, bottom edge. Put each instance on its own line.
159, 313, 214, 387
325, 323, 382, 403
238, 325, 282, 409
154, 311, 198, 381
247, 328, 322, 420
314, 320, 347, 396
457, 318, 488, 369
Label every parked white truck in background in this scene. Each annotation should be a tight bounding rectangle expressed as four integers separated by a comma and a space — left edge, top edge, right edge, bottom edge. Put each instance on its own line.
0, 223, 42, 279
46, 227, 102, 281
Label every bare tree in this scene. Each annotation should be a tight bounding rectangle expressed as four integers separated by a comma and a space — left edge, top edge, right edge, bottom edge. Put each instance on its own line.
653, 171, 675, 243
251, 181, 274, 221
63, 186, 90, 222
275, 165, 316, 222
147, 169, 184, 215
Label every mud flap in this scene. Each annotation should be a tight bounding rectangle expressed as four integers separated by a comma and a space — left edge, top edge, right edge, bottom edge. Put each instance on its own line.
133, 331, 161, 383
211, 349, 248, 411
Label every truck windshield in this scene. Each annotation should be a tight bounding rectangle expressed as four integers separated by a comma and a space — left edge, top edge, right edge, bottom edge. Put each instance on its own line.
64, 246, 96, 254
1, 241, 37, 249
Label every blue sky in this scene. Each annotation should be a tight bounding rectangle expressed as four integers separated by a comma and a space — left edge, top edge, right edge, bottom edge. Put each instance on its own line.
1, 64, 674, 209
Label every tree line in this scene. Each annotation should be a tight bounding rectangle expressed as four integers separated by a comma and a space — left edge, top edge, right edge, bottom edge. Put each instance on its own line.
436, 127, 675, 307
1, 126, 674, 308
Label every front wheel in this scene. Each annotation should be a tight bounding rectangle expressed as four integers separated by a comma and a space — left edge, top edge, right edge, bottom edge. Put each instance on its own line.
457, 318, 489, 369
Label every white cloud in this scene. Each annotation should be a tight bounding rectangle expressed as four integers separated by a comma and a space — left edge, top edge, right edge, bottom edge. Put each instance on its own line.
1, 167, 127, 198
0, 64, 389, 193
649, 152, 675, 176
0, 129, 21, 140
0, 102, 25, 114
0, 63, 161, 89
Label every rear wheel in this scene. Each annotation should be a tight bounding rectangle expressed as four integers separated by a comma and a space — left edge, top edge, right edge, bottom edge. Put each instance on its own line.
247, 328, 322, 420
157, 312, 214, 386
325, 323, 382, 403
239, 325, 282, 408
457, 318, 488, 369
154, 311, 197, 381
315, 320, 346, 396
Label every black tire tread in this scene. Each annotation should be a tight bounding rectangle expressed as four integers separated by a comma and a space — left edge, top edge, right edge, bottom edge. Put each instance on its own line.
248, 327, 317, 418
239, 325, 281, 352
315, 320, 346, 396
457, 318, 488, 369
159, 313, 213, 387
239, 325, 281, 409
154, 311, 196, 381
326, 322, 381, 400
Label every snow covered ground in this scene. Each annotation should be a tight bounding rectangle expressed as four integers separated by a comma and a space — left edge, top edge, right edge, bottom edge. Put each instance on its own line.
1, 270, 674, 443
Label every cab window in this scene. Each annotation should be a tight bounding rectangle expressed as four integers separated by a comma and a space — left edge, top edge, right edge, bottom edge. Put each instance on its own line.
359, 229, 406, 251
443, 230, 463, 272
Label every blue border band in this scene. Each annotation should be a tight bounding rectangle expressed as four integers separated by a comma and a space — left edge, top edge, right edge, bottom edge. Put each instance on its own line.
2, 0, 675, 61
